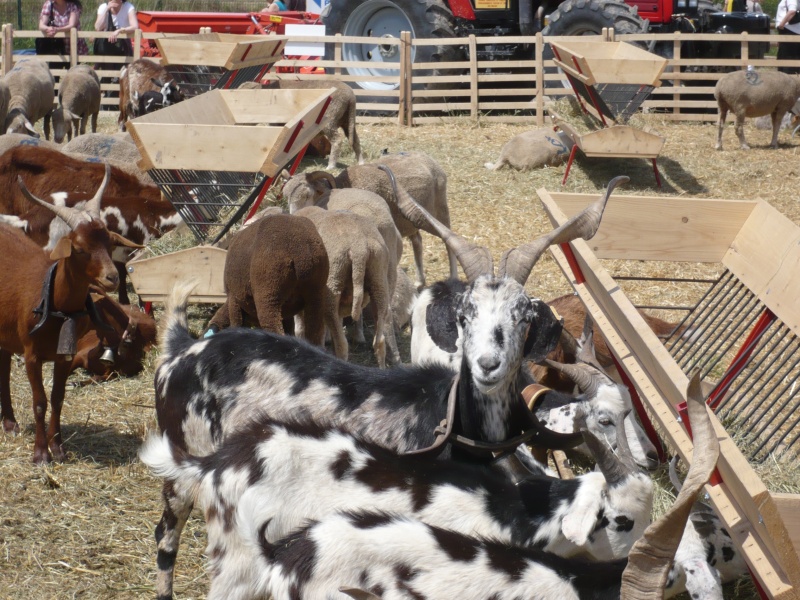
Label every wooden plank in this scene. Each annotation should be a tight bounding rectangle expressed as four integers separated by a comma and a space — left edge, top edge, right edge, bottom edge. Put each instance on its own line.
548, 193, 755, 262
127, 246, 227, 303
221, 88, 332, 124
549, 40, 667, 85
539, 188, 800, 599
723, 201, 800, 335
774, 493, 800, 557
577, 125, 664, 158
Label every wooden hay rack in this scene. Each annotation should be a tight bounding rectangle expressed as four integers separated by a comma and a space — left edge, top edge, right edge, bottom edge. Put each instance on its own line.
125, 86, 334, 303
538, 188, 800, 599
546, 40, 668, 187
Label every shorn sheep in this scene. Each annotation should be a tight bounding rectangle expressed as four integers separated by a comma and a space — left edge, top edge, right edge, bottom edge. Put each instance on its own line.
484, 128, 575, 171
145, 183, 616, 598
53, 64, 101, 143
715, 69, 800, 150
2, 58, 55, 138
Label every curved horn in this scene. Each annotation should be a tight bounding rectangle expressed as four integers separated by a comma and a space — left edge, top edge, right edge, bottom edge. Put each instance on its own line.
17, 176, 86, 230
581, 427, 635, 487
544, 359, 601, 399
499, 175, 629, 284
621, 369, 719, 598
576, 314, 605, 371
377, 164, 493, 280
307, 170, 336, 189
83, 163, 111, 218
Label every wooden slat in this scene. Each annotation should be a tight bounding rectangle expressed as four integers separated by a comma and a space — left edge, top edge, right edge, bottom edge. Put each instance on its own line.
774, 494, 800, 557
127, 246, 227, 303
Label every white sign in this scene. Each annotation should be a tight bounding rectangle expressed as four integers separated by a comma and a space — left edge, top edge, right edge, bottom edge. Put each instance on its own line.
284, 24, 326, 57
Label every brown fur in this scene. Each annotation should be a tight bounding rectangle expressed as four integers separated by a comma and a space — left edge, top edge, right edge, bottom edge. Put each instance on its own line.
118, 59, 183, 131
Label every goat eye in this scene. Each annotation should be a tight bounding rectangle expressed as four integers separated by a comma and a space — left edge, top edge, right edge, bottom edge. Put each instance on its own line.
599, 417, 613, 427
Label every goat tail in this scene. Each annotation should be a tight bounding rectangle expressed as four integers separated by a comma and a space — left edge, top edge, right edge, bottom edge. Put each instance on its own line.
139, 432, 203, 501
159, 279, 198, 360
350, 248, 368, 322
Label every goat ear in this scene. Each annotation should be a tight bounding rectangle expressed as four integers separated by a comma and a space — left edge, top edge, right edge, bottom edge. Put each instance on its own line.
524, 299, 562, 361
427, 294, 461, 353
50, 237, 73, 260
151, 77, 164, 87
109, 231, 144, 249
25, 121, 40, 138
560, 476, 605, 545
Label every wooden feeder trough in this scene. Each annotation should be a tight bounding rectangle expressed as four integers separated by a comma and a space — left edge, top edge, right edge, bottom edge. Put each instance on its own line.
125, 86, 334, 303
547, 40, 668, 186
538, 188, 800, 599
155, 33, 287, 97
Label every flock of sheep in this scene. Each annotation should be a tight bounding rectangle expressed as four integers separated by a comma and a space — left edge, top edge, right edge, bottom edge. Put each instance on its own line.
1, 54, 794, 600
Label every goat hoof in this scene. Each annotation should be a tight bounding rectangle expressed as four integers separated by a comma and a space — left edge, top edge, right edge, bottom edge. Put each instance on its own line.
32, 448, 52, 465
2, 419, 19, 434
714, 145, 722, 151
49, 444, 66, 463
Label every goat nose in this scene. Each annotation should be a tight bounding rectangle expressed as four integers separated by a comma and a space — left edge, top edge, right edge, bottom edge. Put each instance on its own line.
477, 354, 500, 373
105, 271, 120, 290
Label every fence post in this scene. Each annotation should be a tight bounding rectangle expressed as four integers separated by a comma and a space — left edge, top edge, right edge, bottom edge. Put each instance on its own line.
334, 32, 342, 76
741, 31, 749, 69
3, 24, 13, 75
399, 31, 411, 126
673, 32, 681, 117
536, 32, 544, 127
468, 34, 478, 121
70, 27, 77, 67
134, 28, 141, 59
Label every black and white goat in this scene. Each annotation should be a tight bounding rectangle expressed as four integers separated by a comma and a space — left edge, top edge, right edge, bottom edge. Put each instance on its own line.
403, 179, 658, 471
141, 372, 718, 600
141, 413, 649, 598
150, 180, 622, 599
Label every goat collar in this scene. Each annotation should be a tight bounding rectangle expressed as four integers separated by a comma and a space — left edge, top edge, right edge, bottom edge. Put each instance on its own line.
403, 377, 583, 459
30, 262, 112, 353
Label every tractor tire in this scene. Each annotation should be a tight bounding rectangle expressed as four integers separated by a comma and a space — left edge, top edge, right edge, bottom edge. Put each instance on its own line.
323, 0, 462, 106
542, 0, 648, 37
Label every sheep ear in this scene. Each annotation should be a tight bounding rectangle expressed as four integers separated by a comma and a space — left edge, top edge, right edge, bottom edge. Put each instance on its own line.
25, 121, 39, 137
50, 236, 73, 260
560, 475, 605, 545
524, 299, 562, 361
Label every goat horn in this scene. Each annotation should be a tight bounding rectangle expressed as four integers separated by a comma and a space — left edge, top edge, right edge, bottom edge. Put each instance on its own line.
581, 426, 635, 487
620, 369, 719, 598
377, 164, 493, 281
544, 359, 602, 399
576, 313, 605, 371
307, 170, 336, 189
17, 176, 86, 230
83, 163, 111, 218
498, 175, 628, 284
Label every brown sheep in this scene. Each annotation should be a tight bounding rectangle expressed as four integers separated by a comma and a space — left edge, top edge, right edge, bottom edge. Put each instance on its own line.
206, 212, 329, 345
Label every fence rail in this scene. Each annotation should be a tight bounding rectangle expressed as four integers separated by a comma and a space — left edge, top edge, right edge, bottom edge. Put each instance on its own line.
2, 25, 799, 124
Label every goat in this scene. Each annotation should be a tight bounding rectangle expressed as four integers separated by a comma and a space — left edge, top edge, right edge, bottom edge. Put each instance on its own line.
141, 371, 716, 600
148, 181, 618, 598
118, 59, 183, 131
0, 145, 176, 303
0, 166, 141, 463
204, 211, 329, 345
70, 291, 157, 382
3, 58, 55, 138
141, 407, 649, 598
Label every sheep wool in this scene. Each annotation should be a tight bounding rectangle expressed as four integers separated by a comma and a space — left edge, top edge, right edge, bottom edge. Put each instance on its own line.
485, 128, 575, 171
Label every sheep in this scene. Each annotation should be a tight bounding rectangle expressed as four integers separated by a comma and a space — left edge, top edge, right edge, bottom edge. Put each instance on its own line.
61, 132, 153, 186
0, 167, 142, 463
284, 176, 403, 364
118, 59, 183, 131
2, 58, 56, 139
140, 405, 650, 599
261, 77, 363, 169
484, 128, 575, 171
0, 78, 10, 136
52, 64, 101, 143
391, 266, 416, 331
204, 211, 329, 345
146, 181, 617, 599
140, 371, 716, 600
715, 69, 800, 150
295, 205, 393, 367
288, 151, 456, 289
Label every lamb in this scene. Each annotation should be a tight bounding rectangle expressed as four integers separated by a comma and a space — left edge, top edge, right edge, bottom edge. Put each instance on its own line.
284, 176, 403, 364
52, 64, 101, 143
295, 205, 393, 367
146, 182, 614, 598
261, 77, 363, 169
2, 58, 56, 138
714, 69, 800, 150
205, 211, 329, 345
484, 128, 575, 171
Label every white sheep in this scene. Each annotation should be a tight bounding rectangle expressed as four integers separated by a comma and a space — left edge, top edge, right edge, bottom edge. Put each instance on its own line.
484, 128, 575, 171
295, 205, 394, 368
715, 69, 800, 150
0, 79, 10, 135
53, 64, 101, 143
2, 58, 55, 138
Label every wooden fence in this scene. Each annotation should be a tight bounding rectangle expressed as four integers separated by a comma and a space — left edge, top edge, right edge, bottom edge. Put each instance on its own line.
1, 25, 799, 125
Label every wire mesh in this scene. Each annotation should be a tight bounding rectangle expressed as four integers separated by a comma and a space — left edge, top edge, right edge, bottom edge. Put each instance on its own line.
657, 269, 800, 462
164, 64, 272, 98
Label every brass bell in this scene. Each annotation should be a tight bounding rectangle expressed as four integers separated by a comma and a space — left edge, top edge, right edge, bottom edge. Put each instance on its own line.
99, 346, 115, 365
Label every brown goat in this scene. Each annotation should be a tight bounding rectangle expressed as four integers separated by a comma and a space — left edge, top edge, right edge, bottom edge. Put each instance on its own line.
71, 292, 157, 382
0, 168, 141, 464
206, 212, 329, 345
118, 59, 183, 131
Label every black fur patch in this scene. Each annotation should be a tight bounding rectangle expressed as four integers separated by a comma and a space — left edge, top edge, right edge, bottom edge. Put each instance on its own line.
722, 545, 735, 562
348, 511, 395, 530
429, 524, 480, 562
494, 326, 505, 348
614, 516, 634, 533
705, 542, 716, 565
523, 299, 562, 361
425, 279, 466, 353
270, 528, 318, 587
330, 450, 354, 480
485, 543, 528, 580
394, 563, 419, 582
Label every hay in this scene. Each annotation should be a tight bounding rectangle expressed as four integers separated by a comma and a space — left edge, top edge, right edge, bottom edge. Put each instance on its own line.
2, 111, 799, 599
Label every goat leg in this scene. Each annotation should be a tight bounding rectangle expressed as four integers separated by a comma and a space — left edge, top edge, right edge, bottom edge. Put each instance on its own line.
0, 349, 18, 434
156, 480, 194, 600
25, 354, 51, 464
47, 360, 70, 462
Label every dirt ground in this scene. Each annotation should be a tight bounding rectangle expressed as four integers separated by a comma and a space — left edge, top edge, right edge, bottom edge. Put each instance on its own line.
1, 112, 798, 599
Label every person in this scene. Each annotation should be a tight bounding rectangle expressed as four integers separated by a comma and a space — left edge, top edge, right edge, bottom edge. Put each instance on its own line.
94, 0, 137, 103
261, 0, 303, 13
38, 0, 89, 59
776, 0, 800, 74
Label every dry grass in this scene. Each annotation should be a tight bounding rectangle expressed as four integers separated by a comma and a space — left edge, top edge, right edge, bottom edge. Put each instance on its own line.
2, 110, 799, 599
